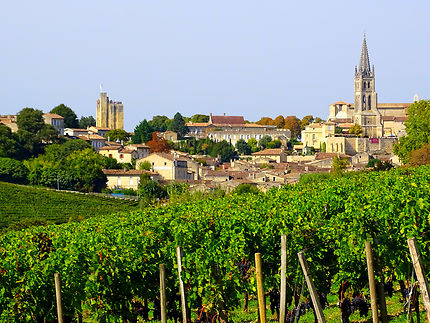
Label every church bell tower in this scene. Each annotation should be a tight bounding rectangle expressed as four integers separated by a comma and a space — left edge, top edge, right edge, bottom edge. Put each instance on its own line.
353, 35, 382, 137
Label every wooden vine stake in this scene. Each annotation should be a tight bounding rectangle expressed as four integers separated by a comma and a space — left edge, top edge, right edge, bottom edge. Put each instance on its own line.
54, 273, 63, 323
255, 253, 266, 323
279, 234, 287, 323
297, 251, 326, 323
159, 264, 167, 323
176, 246, 189, 323
407, 237, 430, 322
365, 241, 379, 323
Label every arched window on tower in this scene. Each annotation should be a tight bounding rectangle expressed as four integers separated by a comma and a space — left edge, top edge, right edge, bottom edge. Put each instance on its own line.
363, 95, 366, 110
368, 95, 372, 110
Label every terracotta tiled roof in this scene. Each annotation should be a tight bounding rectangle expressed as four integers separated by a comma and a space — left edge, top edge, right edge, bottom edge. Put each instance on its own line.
338, 123, 355, 128
186, 122, 210, 127
252, 148, 284, 156
332, 101, 350, 105
210, 115, 245, 125
103, 169, 157, 175
43, 113, 64, 119
77, 134, 106, 140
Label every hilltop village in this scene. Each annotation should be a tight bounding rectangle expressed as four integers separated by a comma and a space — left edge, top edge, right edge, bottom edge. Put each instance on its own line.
0, 37, 413, 194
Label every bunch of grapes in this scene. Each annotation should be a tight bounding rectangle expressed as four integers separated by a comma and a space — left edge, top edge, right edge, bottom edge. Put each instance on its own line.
269, 289, 280, 315
351, 295, 370, 317
237, 259, 251, 279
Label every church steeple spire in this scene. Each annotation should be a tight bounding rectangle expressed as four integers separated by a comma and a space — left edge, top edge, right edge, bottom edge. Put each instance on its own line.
356, 33, 372, 77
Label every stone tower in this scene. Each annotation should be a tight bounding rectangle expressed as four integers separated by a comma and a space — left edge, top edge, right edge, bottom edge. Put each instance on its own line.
353, 35, 383, 137
96, 92, 124, 129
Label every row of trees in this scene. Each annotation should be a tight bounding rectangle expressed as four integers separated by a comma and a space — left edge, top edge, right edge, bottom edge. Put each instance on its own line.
256, 115, 324, 138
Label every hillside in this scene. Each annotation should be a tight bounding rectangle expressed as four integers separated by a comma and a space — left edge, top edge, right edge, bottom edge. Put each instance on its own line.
0, 181, 139, 230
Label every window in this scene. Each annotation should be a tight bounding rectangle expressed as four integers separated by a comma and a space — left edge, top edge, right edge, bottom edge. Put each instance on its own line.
120, 154, 123, 159
109, 154, 112, 158
130, 179, 133, 185
273, 177, 276, 182
368, 95, 371, 109
164, 162, 167, 166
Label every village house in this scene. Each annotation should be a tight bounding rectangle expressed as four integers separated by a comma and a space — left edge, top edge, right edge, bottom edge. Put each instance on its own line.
186, 114, 291, 145
42, 113, 64, 135
88, 126, 111, 138
77, 134, 106, 152
251, 148, 287, 163
103, 169, 160, 190
136, 152, 191, 181
64, 128, 89, 137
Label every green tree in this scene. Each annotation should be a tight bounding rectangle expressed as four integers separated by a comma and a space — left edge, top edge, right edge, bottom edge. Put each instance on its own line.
236, 139, 251, 155
335, 126, 343, 134
16, 108, 45, 133
78, 116, 96, 129
138, 174, 167, 205
138, 160, 152, 171
258, 135, 272, 149
209, 140, 235, 162
132, 120, 153, 144
149, 115, 170, 132
50, 104, 78, 128
190, 114, 209, 123
38, 124, 60, 142
65, 148, 107, 192
168, 112, 188, 138
248, 138, 258, 153
0, 124, 20, 158
348, 124, 362, 136
267, 139, 282, 149
105, 129, 130, 142
394, 100, 430, 164
0, 158, 29, 184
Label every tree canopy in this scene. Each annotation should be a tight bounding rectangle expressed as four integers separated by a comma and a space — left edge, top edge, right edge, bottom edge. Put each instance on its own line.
146, 132, 171, 153
0, 124, 20, 158
208, 140, 235, 162
190, 114, 209, 123
284, 116, 301, 139
149, 115, 170, 132
236, 139, 251, 155
105, 129, 130, 142
394, 100, 430, 164
51, 104, 78, 128
168, 112, 188, 138
79, 116, 96, 129
132, 120, 153, 144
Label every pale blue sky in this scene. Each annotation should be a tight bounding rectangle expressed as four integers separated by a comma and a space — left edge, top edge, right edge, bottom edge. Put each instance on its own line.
1, 1, 429, 131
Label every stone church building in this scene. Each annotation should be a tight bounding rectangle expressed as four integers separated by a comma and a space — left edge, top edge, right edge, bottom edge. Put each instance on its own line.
328, 35, 410, 138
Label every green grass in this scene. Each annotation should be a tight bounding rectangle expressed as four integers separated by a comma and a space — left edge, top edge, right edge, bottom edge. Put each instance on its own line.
0, 181, 139, 230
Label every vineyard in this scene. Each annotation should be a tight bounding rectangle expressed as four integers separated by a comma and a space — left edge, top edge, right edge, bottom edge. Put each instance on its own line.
0, 166, 429, 322
0, 181, 139, 230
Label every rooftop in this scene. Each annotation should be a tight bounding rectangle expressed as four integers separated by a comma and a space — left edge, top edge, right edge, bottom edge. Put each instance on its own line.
252, 148, 284, 156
